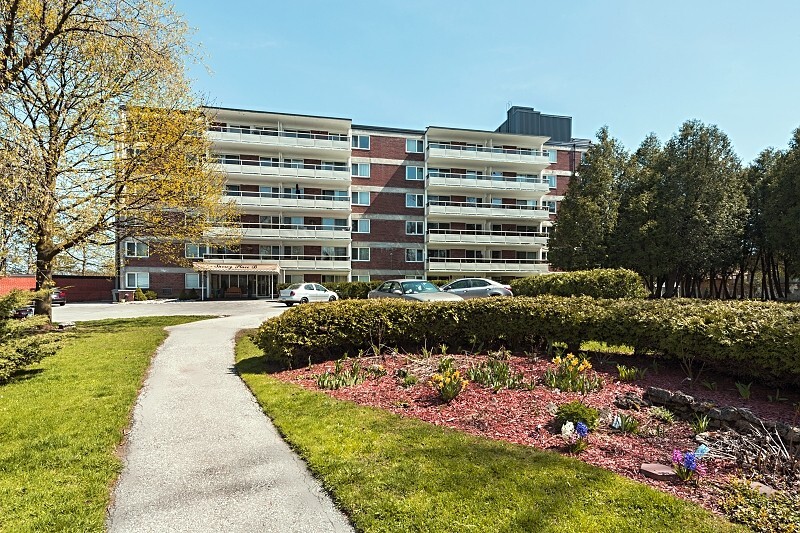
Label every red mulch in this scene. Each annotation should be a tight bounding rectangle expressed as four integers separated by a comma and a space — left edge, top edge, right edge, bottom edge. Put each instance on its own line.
271, 350, 800, 516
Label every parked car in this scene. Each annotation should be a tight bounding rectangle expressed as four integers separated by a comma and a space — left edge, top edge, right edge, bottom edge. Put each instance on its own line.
441, 278, 513, 299
367, 279, 463, 302
278, 283, 338, 306
51, 288, 67, 306
12, 305, 35, 319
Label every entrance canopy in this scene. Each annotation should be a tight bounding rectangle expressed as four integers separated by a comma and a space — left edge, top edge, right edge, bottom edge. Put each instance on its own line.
193, 262, 280, 273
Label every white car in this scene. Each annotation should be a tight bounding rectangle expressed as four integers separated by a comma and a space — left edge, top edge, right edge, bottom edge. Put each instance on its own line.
279, 283, 339, 306
441, 278, 513, 299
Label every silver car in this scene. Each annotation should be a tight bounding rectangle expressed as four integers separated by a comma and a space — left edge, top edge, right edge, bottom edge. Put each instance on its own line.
279, 283, 339, 306
441, 278, 513, 299
367, 279, 463, 302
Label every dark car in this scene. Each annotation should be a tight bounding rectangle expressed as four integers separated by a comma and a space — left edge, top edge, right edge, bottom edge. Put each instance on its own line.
12, 305, 35, 319
51, 288, 67, 306
441, 278, 513, 299
367, 279, 463, 302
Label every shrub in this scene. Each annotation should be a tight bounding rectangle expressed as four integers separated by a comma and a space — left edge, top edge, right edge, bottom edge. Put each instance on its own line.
144, 290, 158, 300
429, 365, 467, 402
617, 364, 647, 382
721, 479, 800, 532
542, 352, 602, 393
510, 269, 647, 299
555, 401, 600, 430
134, 288, 147, 301
649, 406, 675, 424
316, 358, 365, 390
0, 290, 59, 383
254, 296, 800, 386
178, 289, 199, 301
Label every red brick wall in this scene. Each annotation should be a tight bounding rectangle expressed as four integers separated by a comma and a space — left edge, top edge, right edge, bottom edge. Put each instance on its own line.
351, 219, 424, 244
352, 246, 423, 270
352, 191, 424, 217
352, 135, 424, 162
0, 275, 114, 302
0, 276, 35, 295
363, 163, 425, 189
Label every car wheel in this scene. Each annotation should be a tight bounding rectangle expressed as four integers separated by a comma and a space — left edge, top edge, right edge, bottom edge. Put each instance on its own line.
300, 297, 309, 304
284, 303, 294, 307
489, 292, 502, 297
328, 295, 337, 302
60, 302, 66, 306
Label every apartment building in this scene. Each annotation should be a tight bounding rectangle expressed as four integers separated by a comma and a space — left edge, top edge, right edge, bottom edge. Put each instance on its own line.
119, 106, 589, 299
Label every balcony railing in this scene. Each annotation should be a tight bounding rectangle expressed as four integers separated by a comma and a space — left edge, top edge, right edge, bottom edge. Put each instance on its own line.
427, 200, 551, 217
218, 162, 351, 182
237, 222, 351, 240
428, 142, 542, 157
426, 228, 548, 246
202, 253, 351, 270
426, 257, 549, 273
428, 228, 548, 237
225, 191, 351, 210
209, 125, 348, 142
427, 171, 547, 184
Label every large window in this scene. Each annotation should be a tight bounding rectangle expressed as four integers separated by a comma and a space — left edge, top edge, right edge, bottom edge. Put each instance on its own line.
351, 163, 370, 178
543, 200, 557, 213
406, 221, 424, 235
125, 271, 149, 288
185, 273, 201, 289
185, 243, 210, 258
352, 219, 370, 233
545, 149, 558, 163
405, 193, 424, 208
352, 247, 370, 261
352, 274, 370, 282
352, 135, 370, 149
405, 249, 424, 262
546, 174, 557, 188
406, 139, 424, 153
352, 191, 370, 206
322, 246, 347, 259
405, 166, 424, 180
125, 241, 149, 258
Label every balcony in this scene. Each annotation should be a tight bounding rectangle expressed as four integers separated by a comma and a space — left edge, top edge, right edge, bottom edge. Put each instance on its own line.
427, 142, 550, 170
202, 253, 350, 271
239, 222, 351, 241
426, 171, 550, 196
217, 162, 350, 184
426, 257, 549, 275
208, 125, 350, 154
426, 228, 548, 247
226, 191, 351, 213
426, 200, 551, 221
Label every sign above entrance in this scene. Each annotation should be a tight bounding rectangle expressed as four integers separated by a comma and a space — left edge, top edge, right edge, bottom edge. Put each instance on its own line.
193, 262, 280, 273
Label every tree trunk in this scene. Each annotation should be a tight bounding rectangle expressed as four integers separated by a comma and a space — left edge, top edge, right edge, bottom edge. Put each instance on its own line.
34, 243, 55, 319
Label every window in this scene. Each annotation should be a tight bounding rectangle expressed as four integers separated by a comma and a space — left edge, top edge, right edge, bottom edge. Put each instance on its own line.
406, 139, 424, 153
406, 221, 424, 235
465, 196, 481, 206
284, 159, 304, 169
405, 166, 424, 180
185, 243, 209, 258
352, 275, 370, 282
224, 184, 240, 195
351, 191, 370, 205
351, 163, 370, 177
125, 241, 149, 257
185, 273, 201, 289
352, 247, 370, 261
547, 174, 557, 188
125, 271, 149, 288
546, 149, 558, 163
321, 161, 347, 171
259, 245, 280, 258
491, 198, 503, 206
405, 249, 424, 262
352, 135, 370, 149
322, 218, 347, 229
428, 222, 450, 230
543, 200, 557, 213
465, 250, 484, 259
429, 249, 449, 258
541, 251, 549, 261
284, 245, 303, 257
405, 193, 424, 208
352, 219, 370, 233
322, 246, 347, 259
283, 216, 303, 227
322, 275, 347, 283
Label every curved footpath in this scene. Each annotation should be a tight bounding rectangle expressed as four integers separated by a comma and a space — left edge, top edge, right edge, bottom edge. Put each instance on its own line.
101, 302, 352, 532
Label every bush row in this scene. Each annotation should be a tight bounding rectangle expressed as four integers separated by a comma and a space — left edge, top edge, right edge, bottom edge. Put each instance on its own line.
1, 290, 59, 383
254, 297, 800, 386
510, 269, 648, 299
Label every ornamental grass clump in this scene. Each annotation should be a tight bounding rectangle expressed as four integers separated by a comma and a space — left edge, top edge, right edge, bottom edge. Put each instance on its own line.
467, 358, 525, 392
672, 445, 709, 482
542, 353, 602, 393
316, 357, 365, 390
430, 358, 468, 402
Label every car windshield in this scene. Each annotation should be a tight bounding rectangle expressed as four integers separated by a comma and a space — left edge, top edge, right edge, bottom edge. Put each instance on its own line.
286, 283, 303, 290
401, 281, 440, 294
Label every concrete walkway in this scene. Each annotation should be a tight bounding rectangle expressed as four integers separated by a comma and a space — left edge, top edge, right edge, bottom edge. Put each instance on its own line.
106, 306, 353, 532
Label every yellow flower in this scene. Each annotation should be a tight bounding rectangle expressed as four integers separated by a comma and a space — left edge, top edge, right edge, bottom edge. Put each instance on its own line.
553, 356, 562, 365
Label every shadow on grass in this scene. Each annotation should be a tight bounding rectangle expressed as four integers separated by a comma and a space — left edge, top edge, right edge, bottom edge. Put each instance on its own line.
78, 315, 213, 333
7, 368, 44, 384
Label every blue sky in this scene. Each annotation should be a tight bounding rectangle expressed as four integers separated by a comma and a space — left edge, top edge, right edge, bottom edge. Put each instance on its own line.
174, 0, 800, 164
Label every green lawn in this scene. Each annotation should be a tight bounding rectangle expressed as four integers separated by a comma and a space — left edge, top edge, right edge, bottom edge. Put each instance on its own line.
0, 316, 209, 532
236, 333, 742, 533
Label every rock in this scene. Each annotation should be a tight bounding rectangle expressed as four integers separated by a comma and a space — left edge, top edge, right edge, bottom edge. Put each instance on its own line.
671, 391, 694, 406
614, 392, 649, 411
640, 463, 677, 481
748, 481, 779, 496
57, 322, 75, 329
644, 387, 672, 405
692, 400, 715, 413
708, 406, 739, 422
776, 422, 800, 443
738, 408, 760, 425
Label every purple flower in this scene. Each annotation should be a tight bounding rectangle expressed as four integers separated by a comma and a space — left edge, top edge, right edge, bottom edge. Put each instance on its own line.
682, 452, 698, 472
672, 449, 683, 464
576, 422, 589, 438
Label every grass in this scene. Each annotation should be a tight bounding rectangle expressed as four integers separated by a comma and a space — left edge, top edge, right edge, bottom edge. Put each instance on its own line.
0, 316, 210, 532
235, 333, 743, 533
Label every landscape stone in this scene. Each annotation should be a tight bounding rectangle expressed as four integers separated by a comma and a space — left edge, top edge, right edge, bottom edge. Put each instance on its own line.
748, 481, 778, 496
708, 407, 739, 422
644, 387, 672, 404
639, 463, 677, 481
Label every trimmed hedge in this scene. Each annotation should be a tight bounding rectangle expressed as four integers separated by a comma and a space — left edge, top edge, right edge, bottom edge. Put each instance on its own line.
1, 290, 59, 383
254, 297, 800, 386
510, 269, 648, 299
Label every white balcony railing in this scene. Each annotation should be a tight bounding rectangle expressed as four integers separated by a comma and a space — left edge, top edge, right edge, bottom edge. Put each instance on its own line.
217, 162, 351, 183
239, 222, 351, 241
225, 191, 351, 211
427, 142, 550, 167
426, 257, 549, 274
426, 200, 551, 220
426, 171, 551, 194
208, 126, 350, 151
426, 228, 548, 246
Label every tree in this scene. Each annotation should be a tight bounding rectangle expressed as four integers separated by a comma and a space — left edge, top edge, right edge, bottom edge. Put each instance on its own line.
549, 126, 630, 270
0, 0, 237, 318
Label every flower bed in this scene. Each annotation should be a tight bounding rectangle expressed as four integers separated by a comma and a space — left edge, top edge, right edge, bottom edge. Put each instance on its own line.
269, 348, 800, 519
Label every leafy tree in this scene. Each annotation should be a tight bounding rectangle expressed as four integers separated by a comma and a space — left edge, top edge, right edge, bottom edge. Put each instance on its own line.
549, 127, 631, 270
0, 0, 237, 317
